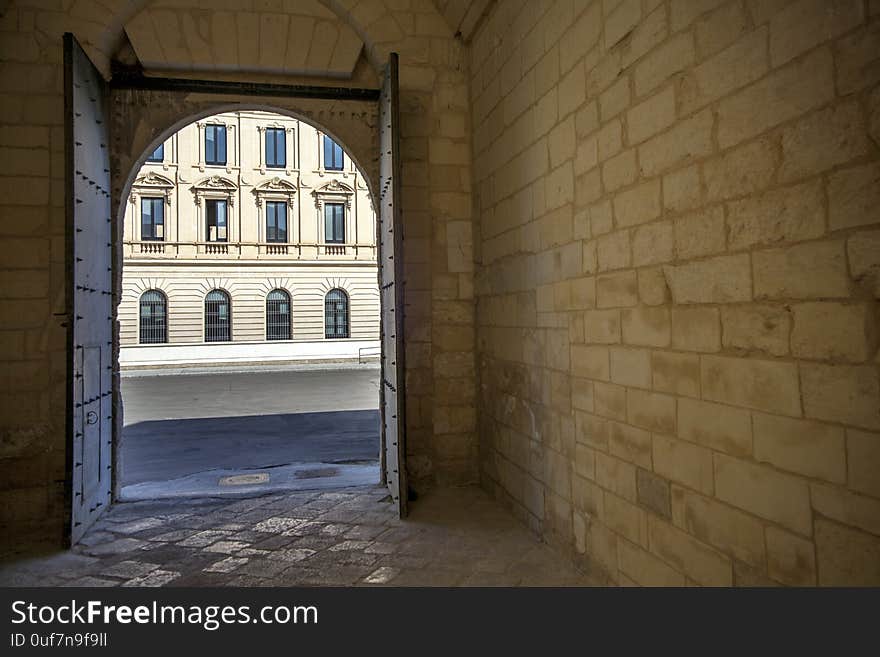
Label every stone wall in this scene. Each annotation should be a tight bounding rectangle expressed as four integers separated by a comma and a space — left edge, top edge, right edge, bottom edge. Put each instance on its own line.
471, 0, 880, 585
0, 0, 478, 550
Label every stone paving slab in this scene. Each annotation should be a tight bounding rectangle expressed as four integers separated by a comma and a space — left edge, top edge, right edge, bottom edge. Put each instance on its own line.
0, 485, 599, 587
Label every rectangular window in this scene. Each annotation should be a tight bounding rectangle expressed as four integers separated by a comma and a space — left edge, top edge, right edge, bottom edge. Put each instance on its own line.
266, 201, 287, 243
205, 124, 227, 166
324, 203, 345, 243
323, 135, 344, 170
206, 199, 228, 242
140, 197, 164, 241
146, 143, 164, 162
265, 128, 286, 168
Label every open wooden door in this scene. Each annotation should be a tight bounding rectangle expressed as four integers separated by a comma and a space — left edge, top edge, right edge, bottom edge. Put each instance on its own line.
378, 53, 408, 516
64, 34, 113, 544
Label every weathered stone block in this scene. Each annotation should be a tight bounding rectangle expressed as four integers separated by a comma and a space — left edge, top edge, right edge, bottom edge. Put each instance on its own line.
675, 487, 766, 567
651, 350, 700, 398
663, 164, 702, 213
636, 468, 671, 519
647, 515, 733, 586
810, 483, 880, 537
639, 109, 713, 177
847, 429, 880, 498
766, 526, 817, 586
827, 162, 880, 231
610, 421, 652, 469
753, 412, 846, 484
594, 382, 627, 421
752, 241, 849, 300
627, 86, 675, 145
769, 0, 864, 67
621, 306, 671, 347
716, 47, 834, 149
779, 99, 869, 182
596, 452, 637, 502
627, 388, 675, 434
653, 434, 713, 495
815, 517, 880, 586
609, 346, 652, 389
596, 270, 638, 308
604, 491, 649, 546
674, 206, 726, 260
801, 363, 880, 430
571, 345, 610, 381
701, 355, 801, 416
631, 220, 673, 266
726, 180, 825, 250
583, 309, 621, 344
721, 304, 791, 356
714, 453, 812, 535
678, 398, 752, 456
613, 179, 661, 228
671, 306, 721, 352
664, 255, 751, 304
617, 538, 686, 586
597, 229, 632, 271
790, 302, 872, 362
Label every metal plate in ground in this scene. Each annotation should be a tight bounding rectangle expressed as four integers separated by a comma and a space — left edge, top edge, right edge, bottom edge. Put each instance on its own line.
219, 473, 270, 486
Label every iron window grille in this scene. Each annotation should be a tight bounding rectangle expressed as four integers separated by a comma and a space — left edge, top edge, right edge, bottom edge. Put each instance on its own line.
266, 289, 291, 341
265, 127, 286, 168
205, 124, 227, 165
205, 289, 231, 342
140, 196, 164, 241
206, 199, 228, 242
139, 290, 167, 344
324, 203, 345, 243
323, 135, 344, 170
266, 201, 287, 242
146, 143, 164, 162
325, 288, 349, 339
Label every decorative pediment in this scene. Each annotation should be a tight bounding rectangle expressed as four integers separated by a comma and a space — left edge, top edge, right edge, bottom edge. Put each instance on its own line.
191, 175, 237, 206
312, 180, 355, 209
317, 180, 354, 194
130, 173, 174, 205
193, 175, 237, 191
253, 177, 296, 208
133, 172, 174, 189
256, 177, 297, 193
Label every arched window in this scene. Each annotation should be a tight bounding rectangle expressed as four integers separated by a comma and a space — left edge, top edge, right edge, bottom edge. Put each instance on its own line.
266, 289, 291, 341
205, 290, 231, 342
139, 290, 167, 344
324, 289, 349, 339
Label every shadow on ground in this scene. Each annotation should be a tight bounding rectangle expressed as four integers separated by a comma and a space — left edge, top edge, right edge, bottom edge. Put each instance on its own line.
122, 409, 380, 486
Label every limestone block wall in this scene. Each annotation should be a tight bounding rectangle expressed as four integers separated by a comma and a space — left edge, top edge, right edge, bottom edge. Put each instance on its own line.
471, 0, 880, 585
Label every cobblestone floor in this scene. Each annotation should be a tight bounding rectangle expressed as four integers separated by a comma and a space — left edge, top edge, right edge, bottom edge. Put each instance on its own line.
0, 486, 597, 587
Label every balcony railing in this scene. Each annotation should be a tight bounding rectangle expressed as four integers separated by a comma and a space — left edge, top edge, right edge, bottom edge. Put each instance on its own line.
123, 240, 377, 260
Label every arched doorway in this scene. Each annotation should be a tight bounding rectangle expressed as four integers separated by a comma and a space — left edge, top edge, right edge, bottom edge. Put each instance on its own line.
65, 35, 406, 544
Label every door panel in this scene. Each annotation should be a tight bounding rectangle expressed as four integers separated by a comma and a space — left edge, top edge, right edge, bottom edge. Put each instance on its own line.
65, 34, 113, 544
378, 53, 407, 516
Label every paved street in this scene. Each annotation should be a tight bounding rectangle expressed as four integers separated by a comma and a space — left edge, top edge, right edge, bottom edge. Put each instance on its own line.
120, 366, 381, 495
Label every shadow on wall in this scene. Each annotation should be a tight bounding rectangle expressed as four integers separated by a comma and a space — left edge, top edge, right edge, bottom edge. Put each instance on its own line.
121, 409, 380, 486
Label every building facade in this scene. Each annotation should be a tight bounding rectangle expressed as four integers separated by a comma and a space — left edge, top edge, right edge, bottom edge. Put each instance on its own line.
119, 110, 380, 367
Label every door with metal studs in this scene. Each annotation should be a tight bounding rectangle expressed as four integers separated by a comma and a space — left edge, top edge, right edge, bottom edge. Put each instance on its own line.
65, 34, 113, 544
378, 53, 408, 517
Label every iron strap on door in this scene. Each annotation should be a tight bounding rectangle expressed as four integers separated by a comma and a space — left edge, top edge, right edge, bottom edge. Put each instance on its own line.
64, 33, 114, 545
378, 53, 407, 517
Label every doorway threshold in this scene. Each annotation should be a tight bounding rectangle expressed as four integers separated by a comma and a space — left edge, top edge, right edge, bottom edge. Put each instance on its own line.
120, 461, 379, 501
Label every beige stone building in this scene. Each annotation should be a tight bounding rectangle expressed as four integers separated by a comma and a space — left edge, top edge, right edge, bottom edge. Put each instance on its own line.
119, 110, 380, 367
1, 0, 879, 587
